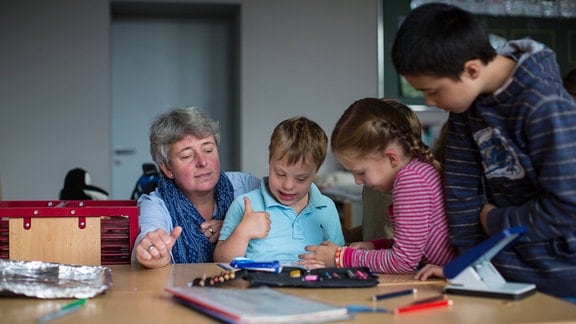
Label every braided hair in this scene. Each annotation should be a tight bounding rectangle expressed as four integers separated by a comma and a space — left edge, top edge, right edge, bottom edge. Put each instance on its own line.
331, 98, 441, 171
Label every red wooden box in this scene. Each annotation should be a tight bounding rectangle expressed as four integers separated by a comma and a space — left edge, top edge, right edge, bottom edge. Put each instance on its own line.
0, 200, 138, 265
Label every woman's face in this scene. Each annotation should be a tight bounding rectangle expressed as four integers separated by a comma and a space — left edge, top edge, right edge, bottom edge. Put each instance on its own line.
160, 134, 221, 197
267, 154, 317, 213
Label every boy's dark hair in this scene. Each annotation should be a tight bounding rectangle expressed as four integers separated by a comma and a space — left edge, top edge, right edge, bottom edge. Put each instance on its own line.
564, 68, 576, 96
391, 3, 497, 80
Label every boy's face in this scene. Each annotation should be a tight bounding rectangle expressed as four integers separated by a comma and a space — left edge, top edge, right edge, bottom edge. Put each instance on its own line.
403, 74, 479, 113
267, 154, 317, 212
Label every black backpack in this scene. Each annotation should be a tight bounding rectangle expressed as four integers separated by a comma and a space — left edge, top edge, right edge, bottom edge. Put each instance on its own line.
131, 163, 160, 199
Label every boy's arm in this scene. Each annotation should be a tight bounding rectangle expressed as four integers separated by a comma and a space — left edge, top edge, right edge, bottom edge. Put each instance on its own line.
213, 197, 270, 263
213, 198, 250, 262
484, 98, 576, 241
443, 115, 487, 254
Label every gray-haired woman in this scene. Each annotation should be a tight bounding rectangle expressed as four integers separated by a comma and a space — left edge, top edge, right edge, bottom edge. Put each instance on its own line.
132, 107, 259, 269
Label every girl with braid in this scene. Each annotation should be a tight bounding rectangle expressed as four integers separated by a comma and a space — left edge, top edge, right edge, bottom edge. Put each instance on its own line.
299, 98, 455, 274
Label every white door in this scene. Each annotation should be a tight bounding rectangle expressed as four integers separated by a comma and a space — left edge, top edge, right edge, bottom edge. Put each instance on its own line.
111, 13, 237, 199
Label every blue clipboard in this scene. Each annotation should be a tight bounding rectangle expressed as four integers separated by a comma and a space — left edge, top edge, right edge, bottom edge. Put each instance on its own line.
443, 226, 537, 300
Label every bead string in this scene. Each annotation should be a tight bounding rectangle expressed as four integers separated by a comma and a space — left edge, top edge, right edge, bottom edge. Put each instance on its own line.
189, 270, 237, 287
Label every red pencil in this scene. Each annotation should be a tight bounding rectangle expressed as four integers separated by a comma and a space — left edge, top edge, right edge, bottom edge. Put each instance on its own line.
394, 299, 453, 315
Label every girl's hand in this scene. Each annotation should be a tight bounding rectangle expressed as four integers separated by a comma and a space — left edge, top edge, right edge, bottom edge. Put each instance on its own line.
298, 259, 327, 270
298, 241, 339, 267
349, 241, 374, 250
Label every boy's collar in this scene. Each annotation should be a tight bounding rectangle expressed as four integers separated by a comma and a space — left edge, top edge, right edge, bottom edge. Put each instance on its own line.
503, 52, 520, 62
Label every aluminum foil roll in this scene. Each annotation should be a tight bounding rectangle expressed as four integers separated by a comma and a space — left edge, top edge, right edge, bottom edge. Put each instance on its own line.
0, 259, 112, 299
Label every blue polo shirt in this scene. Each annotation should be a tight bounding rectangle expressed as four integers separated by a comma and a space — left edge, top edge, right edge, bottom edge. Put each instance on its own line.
220, 177, 345, 262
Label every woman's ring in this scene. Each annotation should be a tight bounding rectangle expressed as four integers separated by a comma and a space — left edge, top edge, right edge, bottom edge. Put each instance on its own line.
147, 245, 155, 251
208, 227, 215, 234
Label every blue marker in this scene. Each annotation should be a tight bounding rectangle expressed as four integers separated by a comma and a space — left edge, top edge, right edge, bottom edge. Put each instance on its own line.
372, 288, 417, 301
229, 257, 282, 273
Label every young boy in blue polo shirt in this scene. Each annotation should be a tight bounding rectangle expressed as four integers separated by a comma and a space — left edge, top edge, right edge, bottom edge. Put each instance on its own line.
391, 3, 576, 300
214, 117, 345, 262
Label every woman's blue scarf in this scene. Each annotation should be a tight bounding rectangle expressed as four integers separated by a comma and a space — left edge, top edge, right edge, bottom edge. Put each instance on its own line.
158, 172, 234, 263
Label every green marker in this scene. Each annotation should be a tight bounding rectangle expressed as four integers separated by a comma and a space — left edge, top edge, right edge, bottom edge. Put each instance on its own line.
37, 298, 87, 322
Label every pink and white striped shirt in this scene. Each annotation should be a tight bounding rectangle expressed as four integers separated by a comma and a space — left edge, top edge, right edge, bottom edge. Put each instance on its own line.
342, 158, 455, 274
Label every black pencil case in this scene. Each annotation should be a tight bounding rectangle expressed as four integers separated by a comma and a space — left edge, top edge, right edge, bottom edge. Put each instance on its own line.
241, 267, 379, 288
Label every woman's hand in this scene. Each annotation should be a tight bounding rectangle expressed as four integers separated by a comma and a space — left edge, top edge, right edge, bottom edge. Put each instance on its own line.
200, 219, 223, 243
135, 226, 182, 268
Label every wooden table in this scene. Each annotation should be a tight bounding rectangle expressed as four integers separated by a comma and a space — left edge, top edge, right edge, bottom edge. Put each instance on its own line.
2, 263, 576, 323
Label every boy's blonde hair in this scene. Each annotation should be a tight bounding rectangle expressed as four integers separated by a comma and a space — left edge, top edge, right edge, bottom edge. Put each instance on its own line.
268, 117, 328, 171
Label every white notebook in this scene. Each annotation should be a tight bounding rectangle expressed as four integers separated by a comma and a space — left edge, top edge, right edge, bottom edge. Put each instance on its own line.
165, 285, 351, 323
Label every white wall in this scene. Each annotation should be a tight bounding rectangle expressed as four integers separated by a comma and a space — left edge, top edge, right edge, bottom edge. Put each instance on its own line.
239, 0, 378, 177
0, 0, 111, 200
0, 0, 379, 200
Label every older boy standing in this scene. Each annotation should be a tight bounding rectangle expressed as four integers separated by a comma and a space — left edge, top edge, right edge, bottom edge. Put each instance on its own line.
392, 3, 576, 299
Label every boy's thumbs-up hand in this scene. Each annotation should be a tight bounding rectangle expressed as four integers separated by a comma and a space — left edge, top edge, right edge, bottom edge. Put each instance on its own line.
239, 196, 271, 239
244, 196, 254, 213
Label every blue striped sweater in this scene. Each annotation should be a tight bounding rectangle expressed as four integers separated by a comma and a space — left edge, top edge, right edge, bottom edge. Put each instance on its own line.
444, 39, 576, 298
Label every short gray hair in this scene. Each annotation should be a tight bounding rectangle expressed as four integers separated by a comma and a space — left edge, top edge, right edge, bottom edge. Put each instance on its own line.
149, 107, 221, 167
